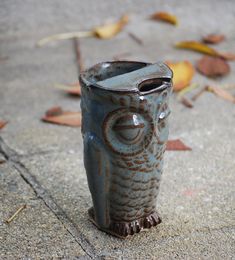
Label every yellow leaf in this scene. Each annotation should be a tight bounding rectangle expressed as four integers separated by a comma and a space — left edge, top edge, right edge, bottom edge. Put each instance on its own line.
166, 61, 194, 91
94, 14, 129, 39
150, 12, 178, 25
175, 41, 218, 56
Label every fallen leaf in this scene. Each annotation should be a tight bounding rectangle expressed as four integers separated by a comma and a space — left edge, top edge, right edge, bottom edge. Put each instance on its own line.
206, 85, 235, 103
175, 41, 218, 56
0, 121, 7, 129
166, 139, 192, 151
150, 12, 178, 25
42, 108, 82, 127
0, 159, 6, 164
219, 52, 235, 61
37, 15, 129, 46
94, 14, 129, 39
180, 96, 193, 108
166, 61, 194, 91
196, 56, 230, 77
203, 34, 225, 44
45, 106, 63, 117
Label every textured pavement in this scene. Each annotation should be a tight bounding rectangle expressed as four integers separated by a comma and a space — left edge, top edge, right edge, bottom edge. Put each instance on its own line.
0, 0, 235, 259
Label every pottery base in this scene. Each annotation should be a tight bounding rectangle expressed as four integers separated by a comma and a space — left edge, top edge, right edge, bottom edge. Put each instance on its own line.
88, 207, 161, 239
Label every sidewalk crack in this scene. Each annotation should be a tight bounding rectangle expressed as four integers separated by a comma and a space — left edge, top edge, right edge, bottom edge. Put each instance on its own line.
0, 136, 97, 259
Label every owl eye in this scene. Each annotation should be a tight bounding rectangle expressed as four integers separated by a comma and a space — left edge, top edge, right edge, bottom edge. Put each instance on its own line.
113, 114, 145, 144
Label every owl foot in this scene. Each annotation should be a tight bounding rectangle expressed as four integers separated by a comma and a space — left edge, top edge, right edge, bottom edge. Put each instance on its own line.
88, 207, 161, 239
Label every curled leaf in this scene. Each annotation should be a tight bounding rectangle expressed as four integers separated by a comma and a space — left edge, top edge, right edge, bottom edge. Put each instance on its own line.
0, 121, 7, 129
150, 12, 178, 25
175, 41, 235, 61
196, 56, 230, 77
175, 41, 218, 56
203, 34, 225, 44
206, 85, 235, 103
166, 61, 194, 91
94, 14, 129, 39
42, 108, 82, 127
166, 139, 192, 151
37, 14, 129, 46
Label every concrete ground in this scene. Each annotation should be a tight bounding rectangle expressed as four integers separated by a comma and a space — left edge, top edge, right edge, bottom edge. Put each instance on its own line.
0, 0, 235, 259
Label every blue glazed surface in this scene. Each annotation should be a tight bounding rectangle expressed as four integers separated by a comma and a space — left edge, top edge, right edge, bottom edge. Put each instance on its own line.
79, 61, 172, 238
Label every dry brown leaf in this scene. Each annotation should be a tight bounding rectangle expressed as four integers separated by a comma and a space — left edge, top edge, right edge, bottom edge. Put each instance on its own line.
219, 52, 235, 61
166, 61, 194, 91
0, 159, 6, 164
206, 85, 235, 103
150, 12, 178, 25
166, 139, 192, 151
175, 41, 218, 56
42, 108, 82, 127
196, 56, 230, 77
203, 34, 225, 44
0, 120, 7, 129
94, 14, 129, 39
45, 106, 63, 117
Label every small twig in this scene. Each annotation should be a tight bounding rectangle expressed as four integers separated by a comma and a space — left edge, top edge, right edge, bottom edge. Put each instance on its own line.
180, 96, 193, 108
5, 204, 27, 224
113, 52, 131, 61
128, 32, 143, 45
191, 86, 207, 101
73, 38, 84, 73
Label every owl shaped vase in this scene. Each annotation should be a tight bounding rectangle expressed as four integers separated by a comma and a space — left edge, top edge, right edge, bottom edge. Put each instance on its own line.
79, 61, 172, 238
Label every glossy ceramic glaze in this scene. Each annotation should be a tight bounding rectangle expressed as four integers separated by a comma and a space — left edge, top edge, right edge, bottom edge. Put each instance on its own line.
79, 61, 172, 238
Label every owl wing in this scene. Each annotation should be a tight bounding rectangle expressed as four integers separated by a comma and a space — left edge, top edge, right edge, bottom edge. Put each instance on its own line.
83, 132, 110, 228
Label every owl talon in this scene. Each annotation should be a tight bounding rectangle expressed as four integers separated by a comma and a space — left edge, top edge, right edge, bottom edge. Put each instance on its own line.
88, 208, 161, 239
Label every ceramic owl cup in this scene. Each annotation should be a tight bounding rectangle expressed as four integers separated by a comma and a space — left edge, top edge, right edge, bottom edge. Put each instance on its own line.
79, 61, 172, 238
